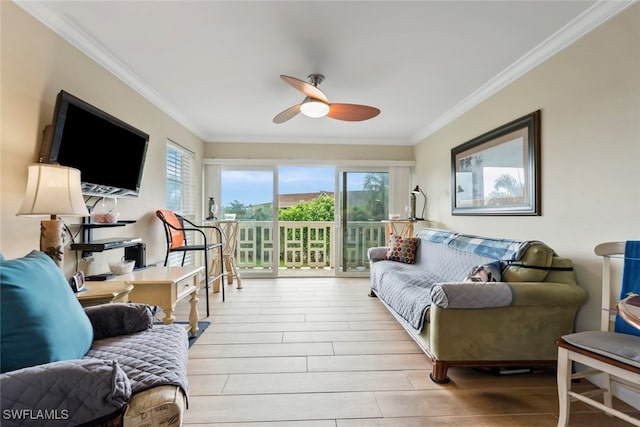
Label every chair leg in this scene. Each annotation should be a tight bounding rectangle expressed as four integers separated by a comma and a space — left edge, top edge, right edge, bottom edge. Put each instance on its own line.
204, 250, 210, 317
556, 347, 571, 427
602, 373, 613, 410
210, 255, 222, 293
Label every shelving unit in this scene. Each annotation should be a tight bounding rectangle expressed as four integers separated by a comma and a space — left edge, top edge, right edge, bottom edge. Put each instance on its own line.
70, 219, 140, 257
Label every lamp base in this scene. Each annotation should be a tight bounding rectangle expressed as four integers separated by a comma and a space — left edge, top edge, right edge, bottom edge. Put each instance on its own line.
40, 219, 64, 268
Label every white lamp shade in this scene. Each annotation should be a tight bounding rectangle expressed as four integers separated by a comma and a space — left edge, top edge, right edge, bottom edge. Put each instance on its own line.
17, 164, 89, 217
300, 98, 330, 118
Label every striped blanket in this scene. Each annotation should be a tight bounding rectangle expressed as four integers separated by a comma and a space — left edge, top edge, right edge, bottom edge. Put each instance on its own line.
417, 228, 540, 261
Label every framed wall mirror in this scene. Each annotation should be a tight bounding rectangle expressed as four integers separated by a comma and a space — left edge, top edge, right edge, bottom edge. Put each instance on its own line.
451, 110, 541, 216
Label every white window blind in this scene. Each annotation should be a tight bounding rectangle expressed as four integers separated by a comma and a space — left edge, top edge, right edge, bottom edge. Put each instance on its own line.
166, 139, 196, 266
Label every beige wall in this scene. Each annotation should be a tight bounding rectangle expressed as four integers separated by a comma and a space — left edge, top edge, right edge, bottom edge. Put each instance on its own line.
415, 3, 640, 332
0, 2, 204, 276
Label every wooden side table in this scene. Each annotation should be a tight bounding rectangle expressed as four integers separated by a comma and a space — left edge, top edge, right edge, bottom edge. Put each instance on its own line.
618, 295, 640, 331
77, 281, 134, 307
205, 220, 242, 291
381, 220, 415, 243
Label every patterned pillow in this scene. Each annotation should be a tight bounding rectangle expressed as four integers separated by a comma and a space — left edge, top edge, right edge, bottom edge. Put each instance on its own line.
385, 235, 420, 264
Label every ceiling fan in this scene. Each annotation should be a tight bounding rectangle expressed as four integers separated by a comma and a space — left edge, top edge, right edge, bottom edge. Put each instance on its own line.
273, 74, 380, 124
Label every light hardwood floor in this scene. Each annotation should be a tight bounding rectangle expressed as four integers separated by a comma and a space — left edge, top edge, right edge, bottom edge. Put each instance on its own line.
172, 277, 639, 426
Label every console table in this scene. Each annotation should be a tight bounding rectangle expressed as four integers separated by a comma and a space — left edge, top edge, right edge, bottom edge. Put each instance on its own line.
78, 281, 134, 307
115, 266, 203, 337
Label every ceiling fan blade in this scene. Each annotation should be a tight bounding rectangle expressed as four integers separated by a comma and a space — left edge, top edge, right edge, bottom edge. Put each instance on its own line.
280, 75, 328, 103
273, 104, 301, 123
327, 103, 380, 121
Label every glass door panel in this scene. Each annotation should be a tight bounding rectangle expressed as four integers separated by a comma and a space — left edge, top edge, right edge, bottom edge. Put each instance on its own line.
337, 170, 388, 275
278, 166, 335, 277
220, 168, 275, 277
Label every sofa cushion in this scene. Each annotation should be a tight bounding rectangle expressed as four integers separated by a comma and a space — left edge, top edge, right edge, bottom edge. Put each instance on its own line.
0, 250, 93, 373
385, 235, 419, 264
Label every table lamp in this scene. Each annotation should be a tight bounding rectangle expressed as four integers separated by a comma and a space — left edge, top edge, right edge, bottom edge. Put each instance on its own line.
411, 185, 427, 220
17, 163, 89, 268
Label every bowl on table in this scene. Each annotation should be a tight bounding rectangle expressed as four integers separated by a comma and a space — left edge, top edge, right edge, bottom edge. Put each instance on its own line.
108, 260, 135, 275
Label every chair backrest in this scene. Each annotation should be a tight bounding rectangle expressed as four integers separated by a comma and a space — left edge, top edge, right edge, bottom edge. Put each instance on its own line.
156, 209, 185, 249
594, 241, 626, 331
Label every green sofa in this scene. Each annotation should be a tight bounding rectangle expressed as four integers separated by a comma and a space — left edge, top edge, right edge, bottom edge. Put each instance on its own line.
368, 228, 588, 383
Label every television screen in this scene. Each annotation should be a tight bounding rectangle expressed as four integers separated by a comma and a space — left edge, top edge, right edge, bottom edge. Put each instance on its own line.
47, 90, 149, 198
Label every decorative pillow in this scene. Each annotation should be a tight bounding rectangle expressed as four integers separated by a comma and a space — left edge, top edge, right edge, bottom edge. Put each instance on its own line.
0, 250, 94, 373
464, 260, 502, 282
385, 235, 420, 264
85, 303, 154, 340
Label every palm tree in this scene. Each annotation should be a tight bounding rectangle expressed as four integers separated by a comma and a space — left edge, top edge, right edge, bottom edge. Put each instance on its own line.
362, 173, 388, 220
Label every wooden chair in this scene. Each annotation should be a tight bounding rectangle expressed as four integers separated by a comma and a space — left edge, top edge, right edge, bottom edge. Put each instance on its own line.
556, 241, 640, 426
155, 209, 224, 316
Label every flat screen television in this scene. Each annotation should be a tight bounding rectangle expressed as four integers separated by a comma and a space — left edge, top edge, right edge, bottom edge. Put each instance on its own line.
45, 90, 149, 198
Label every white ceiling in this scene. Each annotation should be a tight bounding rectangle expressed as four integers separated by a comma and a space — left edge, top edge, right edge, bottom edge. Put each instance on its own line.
16, 1, 631, 145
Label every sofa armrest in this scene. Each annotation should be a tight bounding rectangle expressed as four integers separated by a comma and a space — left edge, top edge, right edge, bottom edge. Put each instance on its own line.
430, 281, 588, 310
84, 303, 154, 339
0, 358, 131, 426
430, 282, 514, 309
368, 246, 389, 262
508, 282, 588, 307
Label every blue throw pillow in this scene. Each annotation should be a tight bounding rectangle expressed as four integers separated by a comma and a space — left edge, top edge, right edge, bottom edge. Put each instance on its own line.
0, 250, 93, 372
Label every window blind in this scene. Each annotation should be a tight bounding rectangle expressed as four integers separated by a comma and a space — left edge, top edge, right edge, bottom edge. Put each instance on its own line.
166, 139, 196, 266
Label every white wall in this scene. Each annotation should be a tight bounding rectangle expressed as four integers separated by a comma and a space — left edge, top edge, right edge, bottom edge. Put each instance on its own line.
414, 3, 640, 334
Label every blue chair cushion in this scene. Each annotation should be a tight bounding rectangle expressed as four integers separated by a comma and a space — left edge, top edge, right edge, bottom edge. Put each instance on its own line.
0, 250, 93, 373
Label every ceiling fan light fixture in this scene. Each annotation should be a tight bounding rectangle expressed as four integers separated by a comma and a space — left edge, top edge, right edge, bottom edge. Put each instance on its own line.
300, 97, 330, 118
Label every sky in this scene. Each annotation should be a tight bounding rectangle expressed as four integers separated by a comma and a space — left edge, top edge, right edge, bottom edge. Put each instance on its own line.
220, 166, 369, 207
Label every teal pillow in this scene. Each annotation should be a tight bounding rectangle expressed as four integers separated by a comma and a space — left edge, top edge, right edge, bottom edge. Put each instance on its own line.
1, 250, 93, 372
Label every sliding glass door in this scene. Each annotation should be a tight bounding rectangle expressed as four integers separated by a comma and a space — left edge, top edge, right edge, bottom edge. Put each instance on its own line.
220, 167, 276, 277
336, 169, 388, 275
207, 162, 398, 278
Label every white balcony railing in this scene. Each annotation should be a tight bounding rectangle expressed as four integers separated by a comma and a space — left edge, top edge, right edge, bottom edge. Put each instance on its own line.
234, 221, 385, 270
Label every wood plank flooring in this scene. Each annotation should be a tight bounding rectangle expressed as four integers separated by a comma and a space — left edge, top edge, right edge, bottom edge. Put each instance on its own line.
171, 277, 639, 426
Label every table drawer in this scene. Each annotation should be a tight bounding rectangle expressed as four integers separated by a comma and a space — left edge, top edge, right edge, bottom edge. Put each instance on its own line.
176, 277, 198, 300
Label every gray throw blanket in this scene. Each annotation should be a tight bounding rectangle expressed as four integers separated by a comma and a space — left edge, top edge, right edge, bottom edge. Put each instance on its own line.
86, 324, 189, 398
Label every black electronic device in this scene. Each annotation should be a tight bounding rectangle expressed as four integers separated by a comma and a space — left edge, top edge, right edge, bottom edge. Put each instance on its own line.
125, 243, 147, 269
42, 90, 149, 198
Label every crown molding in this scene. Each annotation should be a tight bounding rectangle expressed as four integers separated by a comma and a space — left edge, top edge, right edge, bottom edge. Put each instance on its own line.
411, 0, 636, 144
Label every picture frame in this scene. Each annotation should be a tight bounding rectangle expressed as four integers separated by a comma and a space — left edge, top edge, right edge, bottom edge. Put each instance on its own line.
451, 110, 540, 215
69, 270, 85, 293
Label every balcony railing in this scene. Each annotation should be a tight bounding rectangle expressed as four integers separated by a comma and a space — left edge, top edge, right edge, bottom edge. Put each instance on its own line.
234, 221, 386, 271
